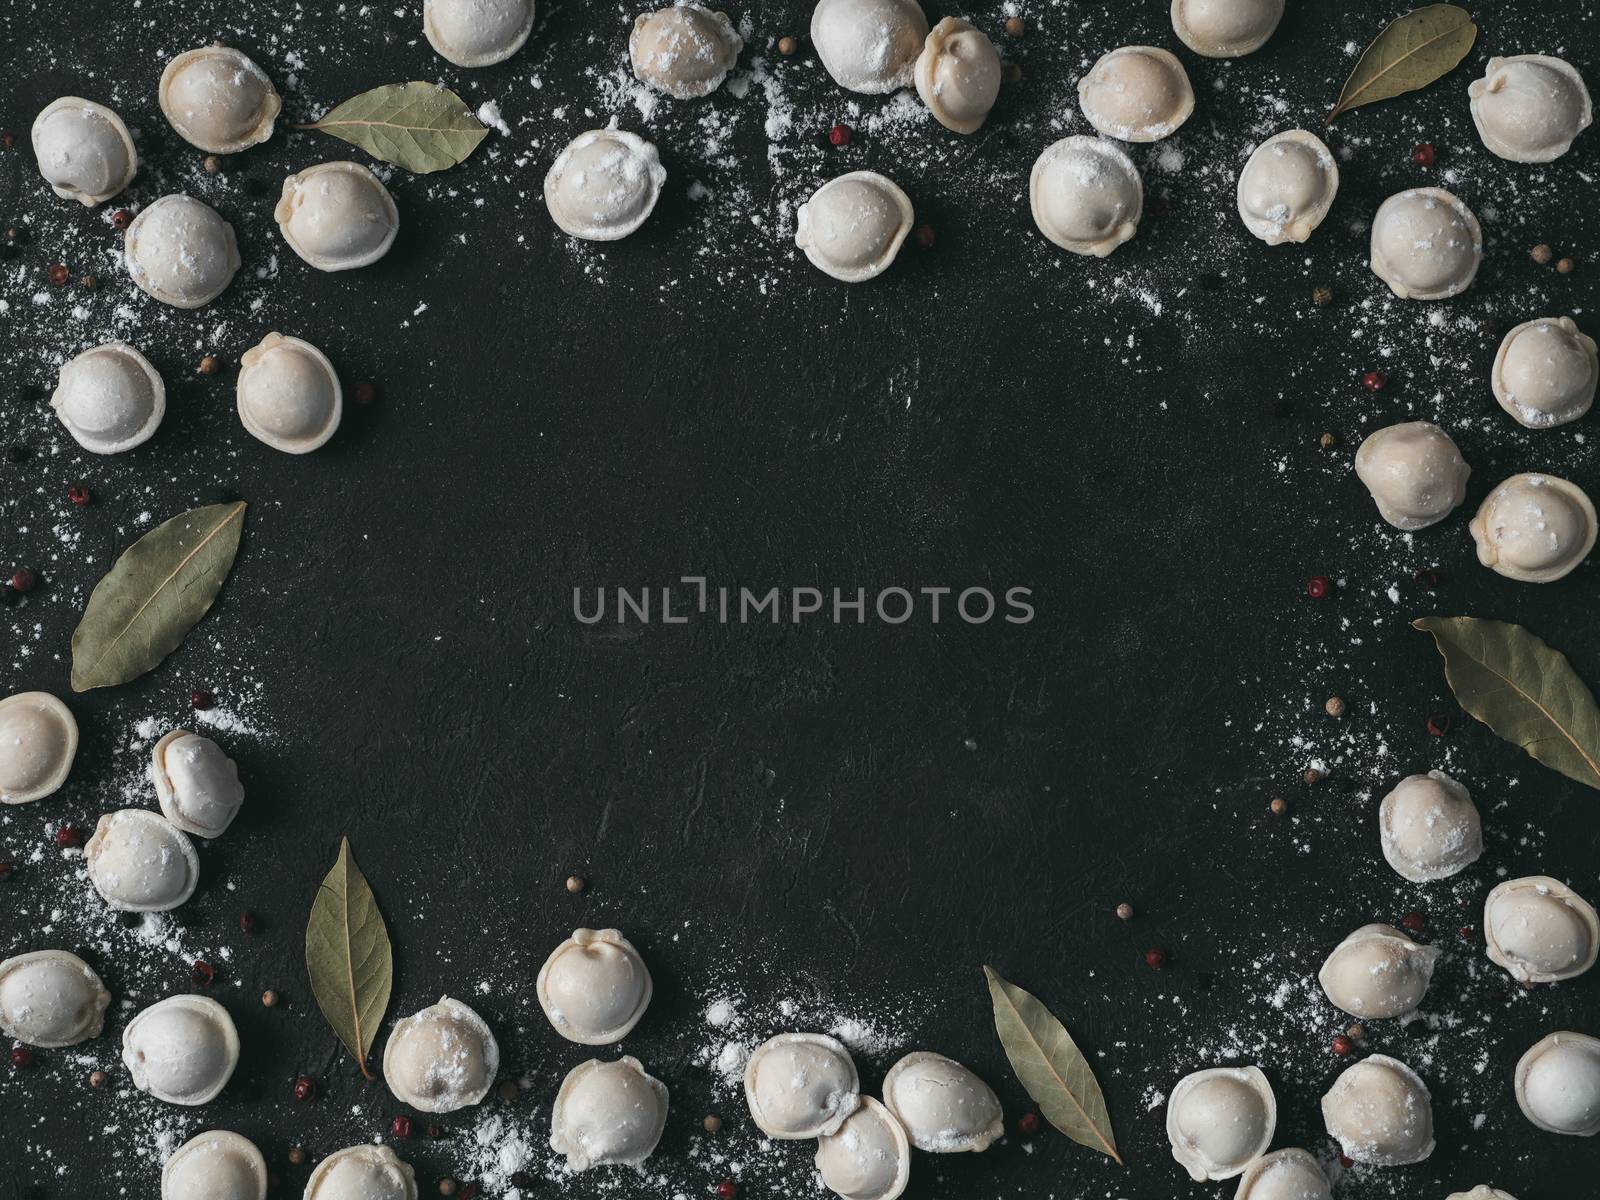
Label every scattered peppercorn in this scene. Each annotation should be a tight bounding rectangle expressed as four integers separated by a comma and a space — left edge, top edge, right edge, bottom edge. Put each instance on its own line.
1305, 575, 1331, 599
68, 484, 92, 507
293, 1075, 316, 1101
111, 209, 132, 232
392, 1115, 414, 1138
48, 263, 70, 286
1318, 432, 1337, 449
203, 155, 221, 173
191, 688, 216, 710
89, 1069, 107, 1088
288, 1148, 307, 1166
1400, 911, 1425, 933
703, 1114, 722, 1133
191, 960, 215, 987
0, 861, 12, 883
1325, 696, 1346, 717
777, 35, 797, 55
427, 1123, 445, 1139
913, 223, 935, 249
1269, 797, 1289, 816
1459, 925, 1474, 940
1531, 243, 1554, 264
1003, 61, 1023, 83
80, 273, 97, 290
1346, 1023, 1365, 1041
1017, 1111, 1041, 1135
496, 1078, 520, 1102
828, 122, 851, 147
11, 568, 36, 593
1557, 256, 1575, 274
10, 1046, 34, 1070
437, 1181, 457, 1198
716, 1182, 737, 1200
55, 825, 83, 850
1426, 713, 1451, 737
458, 1184, 480, 1200
1331, 1034, 1353, 1056
1361, 369, 1387, 391
0, 131, 12, 150
1312, 285, 1333, 306
1303, 767, 1326, 784
1412, 567, 1439, 588
262, 989, 279, 1007
1005, 15, 1025, 35
565, 875, 586, 894
1115, 901, 1134, 921
1143, 947, 1167, 970
352, 381, 378, 405
1338, 1153, 1354, 1169
239, 910, 258, 934
1411, 142, 1435, 167
198, 355, 220, 376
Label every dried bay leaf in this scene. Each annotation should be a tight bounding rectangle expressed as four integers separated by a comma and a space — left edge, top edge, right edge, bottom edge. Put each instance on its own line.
983, 966, 1122, 1164
70, 501, 247, 692
1330, 5, 1477, 122
1414, 616, 1600, 791
306, 838, 393, 1080
298, 82, 488, 173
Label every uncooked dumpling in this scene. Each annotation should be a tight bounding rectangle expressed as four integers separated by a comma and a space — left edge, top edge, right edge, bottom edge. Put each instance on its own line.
1029, 136, 1142, 257
0, 950, 110, 1047
1378, 770, 1482, 883
1469, 55, 1592, 163
1320, 1055, 1434, 1166
50, 342, 165, 455
815, 1097, 911, 1200
549, 1056, 668, 1170
31, 97, 137, 206
122, 995, 239, 1105
745, 1033, 861, 1139
1484, 876, 1599, 983
85, 809, 201, 912
305, 1146, 417, 1200
124, 195, 240, 309
810, 0, 928, 94
1165, 1066, 1276, 1182
1232, 1148, 1332, 1200
1469, 473, 1596, 583
630, 5, 743, 99
544, 129, 666, 242
1515, 1032, 1600, 1136
382, 995, 499, 1113
1171, 0, 1284, 57
162, 1130, 267, 1200
275, 161, 399, 272
536, 928, 652, 1044
881, 1051, 1002, 1152
153, 730, 244, 839
1077, 46, 1194, 142
424, 0, 536, 67
0, 691, 78, 805
1447, 1190, 1518, 1200
1236, 130, 1338, 245
1353, 421, 1470, 531
1492, 317, 1598, 429
914, 17, 1002, 134
1370, 188, 1481, 301
795, 171, 914, 283
1318, 924, 1440, 1019
159, 46, 280, 154
236, 333, 343, 455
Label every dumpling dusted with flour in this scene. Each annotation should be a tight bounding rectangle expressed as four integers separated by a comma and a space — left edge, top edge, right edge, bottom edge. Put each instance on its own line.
1029, 136, 1142, 257
536, 928, 652, 1044
1165, 1066, 1276, 1181
1470, 473, 1597, 583
1378, 770, 1482, 882
1077, 46, 1194, 142
1319, 924, 1440, 1019
161, 1131, 267, 1200
383, 996, 499, 1113
236, 333, 343, 455
1484, 876, 1598, 983
795, 171, 915, 283
1233, 1148, 1332, 1200
745, 1033, 861, 1138
0, 950, 110, 1047
550, 1056, 669, 1170
630, 5, 743, 99
124, 195, 240, 309
0, 691, 78, 805
50, 343, 166, 455
544, 129, 666, 242
811, 0, 928, 94
1354, 422, 1470, 531
305, 1146, 417, 1200
1369, 188, 1481, 301
1321, 1055, 1434, 1166
275, 162, 399, 272
1447, 1190, 1518, 1200
1171, 0, 1284, 57
1492, 318, 1598, 430
1469, 55, 1592, 163
1236, 130, 1338, 245
153, 730, 244, 839
85, 809, 201, 912
815, 1097, 911, 1200
914, 17, 1002, 134
1515, 1032, 1600, 1136
882, 1051, 1003, 1152
122, 995, 239, 1105
159, 46, 280, 154
424, 0, 536, 67
31, 97, 137, 205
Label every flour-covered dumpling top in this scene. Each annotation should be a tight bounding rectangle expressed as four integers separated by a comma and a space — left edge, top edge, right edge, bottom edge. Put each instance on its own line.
1029, 136, 1142, 257
0, 691, 78, 805
745, 1032, 861, 1139
1484, 876, 1599, 983
122, 995, 239, 1105
1469, 55, 1592, 163
236, 333, 343, 455
544, 129, 666, 242
1236, 130, 1338, 245
1492, 317, 1599, 430
1353, 421, 1470, 531
31, 97, 137, 206
1078, 46, 1194, 142
1319, 924, 1440, 1019
1470, 473, 1597, 583
915, 17, 1002, 134
0, 950, 110, 1048
159, 47, 280, 154
50, 342, 166, 455
382, 996, 499, 1113
1321, 1055, 1434, 1166
536, 927, 652, 1044
815, 1097, 911, 1200
1233, 1148, 1332, 1200
795, 171, 914, 283
1171, 0, 1284, 57
1516, 1032, 1600, 1136
1166, 1065, 1276, 1181
811, 0, 928, 94
1378, 770, 1482, 883
1447, 1190, 1518, 1200
630, 5, 743, 99
1370, 188, 1482, 301
424, 0, 536, 67
882, 1051, 1003, 1153
550, 1056, 669, 1170
305, 1146, 417, 1200
275, 162, 399, 272
125, 195, 240, 309
161, 1130, 267, 1200
153, 730, 244, 839
85, 809, 201, 912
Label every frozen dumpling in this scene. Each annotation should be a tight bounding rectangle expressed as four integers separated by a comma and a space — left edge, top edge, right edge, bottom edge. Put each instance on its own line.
1321, 1055, 1434, 1166
124, 195, 240, 309
153, 730, 245, 839
795, 171, 915, 283
914, 18, 1002, 134
236, 333, 342, 455
1029, 136, 1142, 257
159, 46, 280, 154
1236, 130, 1338, 245
1469, 473, 1596, 583
630, 5, 743, 99
424, 0, 537, 67
882, 1051, 1002, 1152
382, 996, 499, 1113
1515, 1032, 1600, 1136
1233, 1148, 1332, 1200
275, 162, 399, 272
85, 809, 201, 912
122, 995, 239, 1105
811, 0, 928, 94
1484, 876, 1598, 983
1492, 317, 1598, 430
536, 928, 652, 1044
1370, 187, 1481, 301
0, 950, 110, 1047
544, 129, 666, 242
1469, 55, 1592, 163
1077, 46, 1194, 142
550, 1056, 668, 1170
0, 691, 78, 805
1171, 0, 1284, 58
31, 97, 137, 206
50, 342, 166, 455
1318, 924, 1440, 1019
815, 1097, 911, 1200
745, 1033, 861, 1139
304, 1146, 417, 1200
162, 1130, 267, 1200
1378, 770, 1482, 883
1166, 1065, 1276, 1181
1353, 421, 1470, 531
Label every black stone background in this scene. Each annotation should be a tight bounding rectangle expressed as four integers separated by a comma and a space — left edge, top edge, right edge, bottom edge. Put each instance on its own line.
2, 0, 1599, 1197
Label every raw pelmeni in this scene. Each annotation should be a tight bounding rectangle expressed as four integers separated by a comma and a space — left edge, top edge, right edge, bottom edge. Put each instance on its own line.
1029, 136, 1142, 257
304, 1145, 417, 1200
424, 0, 536, 67
914, 17, 1002, 134
1232, 1148, 1332, 1200
881, 1051, 1003, 1152
0, 691, 78, 805
236, 333, 343, 454
275, 162, 399, 272
382, 995, 499, 1112
0, 950, 110, 1047
50, 343, 166, 455
1320, 1055, 1434, 1166
1484, 876, 1598, 983
1515, 1031, 1600, 1136
1469, 473, 1596, 583
1369, 188, 1481, 301
744, 1032, 861, 1138
1469, 55, 1592, 163
795, 171, 914, 283
1377, 769, 1482, 882
153, 730, 244, 838
1077, 46, 1194, 142
1492, 318, 1598, 429
810, 0, 928, 94
630, 5, 743, 99
124, 195, 240, 309
550, 1056, 669, 1170
815, 1096, 911, 1200
1171, 0, 1284, 57
159, 46, 280, 154
1318, 924, 1440, 1019
1236, 130, 1338, 245
122, 995, 239, 1105
31, 97, 137, 205
161, 1130, 268, 1200
1166, 1065, 1276, 1181
85, 809, 201, 912
543, 129, 666, 241
536, 927, 652, 1044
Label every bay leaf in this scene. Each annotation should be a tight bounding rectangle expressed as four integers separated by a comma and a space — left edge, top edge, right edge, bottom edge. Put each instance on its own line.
1330, 5, 1477, 122
983, 966, 1122, 1164
306, 838, 393, 1080
70, 502, 247, 692
298, 82, 488, 174
1414, 616, 1600, 791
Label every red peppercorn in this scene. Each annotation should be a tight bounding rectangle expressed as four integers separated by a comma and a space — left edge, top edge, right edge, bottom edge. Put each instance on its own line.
68, 485, 91, 508
239, 910, 258, 934
458, 1186, 480, 1200
1412, 142, 1435, 166
55, 825, 83, 850
48, 264, 70, 286
10, 1046, 33, 1070
1144, 947, 1167, 970
913, 223, 935, 249
352, 381, 377, 405
828, 122, 852, 146
1426, 713, 1451, 737
0, 861, 13, 883
1400, 911, 1425, 933
1362, 369, 1387, 391
1017, 1111, 1041, 1135
1305, 575, 1332, 599
111, 210, 132, 232
715, 1181, 737, 1200
293, 1075, 316, 1101
10, 568, 35, 593
1459, 925, 1474, 939
0, 131, 13, 150
1332, 1035, 1353, 1056
191, 689, 216, 711
391, 1115, 414, 1138
1338, 1153, 1354, 1169
191, 960, 215, 987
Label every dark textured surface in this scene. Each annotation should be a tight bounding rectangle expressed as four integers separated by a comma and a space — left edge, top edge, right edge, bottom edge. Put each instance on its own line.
2, 1, 1599, 1197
